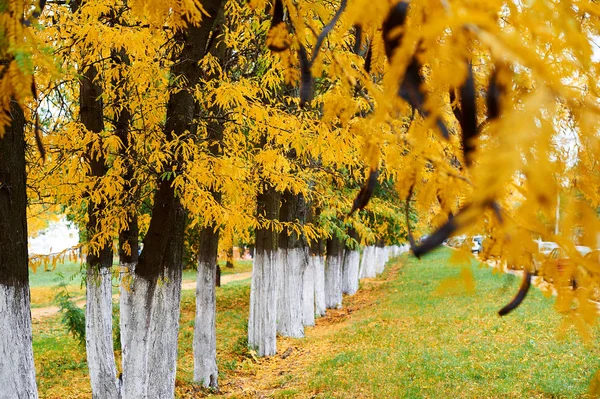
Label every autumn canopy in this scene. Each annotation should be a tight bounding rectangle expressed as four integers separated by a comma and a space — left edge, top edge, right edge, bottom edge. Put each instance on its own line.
2, 0, 600, 397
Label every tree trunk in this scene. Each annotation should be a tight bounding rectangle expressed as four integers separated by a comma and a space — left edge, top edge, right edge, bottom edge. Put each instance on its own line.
194, 213, 220, 388
310, 236, 326, 317
0, 101, 38, 398
359, 245, 377, 279
120, 260, 183, 399
248, 186, 279, 356
302, 255, 315, 326
325, 236, 344, 309
192, 10, 226, 385
79, 61, 120, 399
276, 190, 307, 338
226, 241, 234, 268
342, 229, 360, 295
114, 48, 138, 398
375, 241, 388, 275
307, 206, 326, 318
342, 250, 360, 295
121, 3, 224, 395
120, 194, 185, 398
86, 266, 118, 399
313, 255, 326, 316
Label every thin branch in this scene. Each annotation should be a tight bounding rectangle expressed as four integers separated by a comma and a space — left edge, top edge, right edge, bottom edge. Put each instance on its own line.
309, 0, 347, 66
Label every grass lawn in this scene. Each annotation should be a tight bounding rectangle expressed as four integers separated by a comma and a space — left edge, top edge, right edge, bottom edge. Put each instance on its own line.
32, 248, 600, 398
295, 249, 600, 399
28, 259, 252, 308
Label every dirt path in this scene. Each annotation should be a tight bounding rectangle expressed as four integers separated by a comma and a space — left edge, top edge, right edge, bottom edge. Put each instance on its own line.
31, 271, 252, 320
180, 271, 252, 290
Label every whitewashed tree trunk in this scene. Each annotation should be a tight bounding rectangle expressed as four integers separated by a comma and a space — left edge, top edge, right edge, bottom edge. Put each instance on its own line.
360, 246, 377, 278
0, 285, 38, 399
313, 255, 326, 317
358, 246, 368, 279
325, 237, 344, 309
193, 260, 218, 388
120, 269, 182, 399
86, 267, 119, 399
342, 249, 361, 295
375, 246, 388, 275
302, 254, 315, 326
377, 247, 383, 273
248, 250, 278, 356
0, 101, 38, 398
277, 247, 307, 337
325, 254, 343, 309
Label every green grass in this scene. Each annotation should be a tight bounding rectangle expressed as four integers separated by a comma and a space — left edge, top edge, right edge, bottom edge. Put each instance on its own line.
305, 248, 600, 398
34, 276, 253, 398
31, 259, 252, 288
29, 261, 84, 288
29, 259, 252, 308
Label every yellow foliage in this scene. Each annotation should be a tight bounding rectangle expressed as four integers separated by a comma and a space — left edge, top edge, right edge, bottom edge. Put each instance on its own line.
8, 0, 600, 334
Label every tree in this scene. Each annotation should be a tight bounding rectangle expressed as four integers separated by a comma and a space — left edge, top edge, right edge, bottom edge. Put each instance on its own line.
11, 0, 600, 394
0, 100, 39, 398
0, 1, 47, 396
120, 2, 226, 396
248, 181, 280, 356
193, 3, 226, 388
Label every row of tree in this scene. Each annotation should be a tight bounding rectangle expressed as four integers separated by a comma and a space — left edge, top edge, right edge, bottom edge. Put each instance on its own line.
2, 0, 409, 397
3, 0, 600, 397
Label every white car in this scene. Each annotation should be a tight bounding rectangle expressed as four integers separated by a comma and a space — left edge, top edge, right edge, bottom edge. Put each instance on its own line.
576, 245, 592, 257
537, 241, 559, 256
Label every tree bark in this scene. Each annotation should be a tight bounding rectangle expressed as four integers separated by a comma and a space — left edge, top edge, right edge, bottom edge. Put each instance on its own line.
302, 255, 315, 326
113, 49, 138, 399
78, 62, 120, 399
248, 185, 279, 356
375, 240, 388, 275
309, 234, 326, 317
359, 245, 377, 279
276, 190, 308, 338
226, 242, 234, 268
313, 255, 326, 317
194, 224, 219, 388
342, 229, 360, 295
0, 101, 38, 398
121, 2, 224, 395
192, 7, 226, 385
325, 236, 344, 309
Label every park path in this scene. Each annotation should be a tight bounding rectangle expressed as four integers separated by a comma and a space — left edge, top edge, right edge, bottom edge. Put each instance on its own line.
31, 271, 252, 320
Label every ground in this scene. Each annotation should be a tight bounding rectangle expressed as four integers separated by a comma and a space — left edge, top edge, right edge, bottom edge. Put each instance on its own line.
31, 250, 600, 398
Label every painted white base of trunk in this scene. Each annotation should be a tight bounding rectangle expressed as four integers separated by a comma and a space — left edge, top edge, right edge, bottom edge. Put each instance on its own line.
388, 245, 397, 258
248, 250, 278, 356
390, 244, 409, 258
193, 261, 218, 388
302, 256, 315, 327
342, 250, 360, 295
0, 284, 38, 399
86, 268, 119, 399
276, 248, 306, 338
359, 246, 377, 279
324, 254, 343, 309
375, 247, 389, 275
313, 256, 326, 317
120, 270, 182, 399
